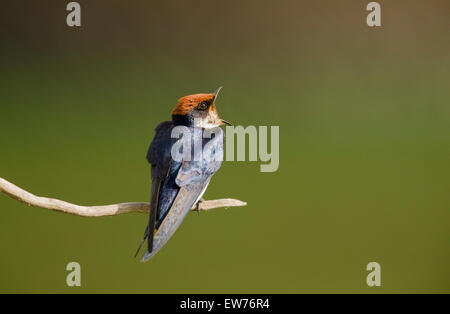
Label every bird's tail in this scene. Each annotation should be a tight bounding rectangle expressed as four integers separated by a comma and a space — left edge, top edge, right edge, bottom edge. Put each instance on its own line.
134, 226, 149, 258
140, 185, 204, 263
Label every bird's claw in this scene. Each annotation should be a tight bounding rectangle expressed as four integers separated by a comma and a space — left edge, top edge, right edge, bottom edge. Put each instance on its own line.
195, 198, 205, 216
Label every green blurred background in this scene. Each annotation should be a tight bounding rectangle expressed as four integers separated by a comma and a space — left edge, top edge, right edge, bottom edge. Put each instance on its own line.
0, 0, 449, 293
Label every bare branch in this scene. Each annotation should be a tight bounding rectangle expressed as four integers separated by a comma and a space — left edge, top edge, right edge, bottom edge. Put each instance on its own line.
0, 177, 246, 217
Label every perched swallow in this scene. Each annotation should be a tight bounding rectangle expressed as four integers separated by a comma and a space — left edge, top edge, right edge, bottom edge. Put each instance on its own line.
136, 87, 231, 262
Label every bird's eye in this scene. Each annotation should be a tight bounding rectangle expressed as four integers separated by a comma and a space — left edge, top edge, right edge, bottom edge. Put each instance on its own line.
197, 101, 208, 111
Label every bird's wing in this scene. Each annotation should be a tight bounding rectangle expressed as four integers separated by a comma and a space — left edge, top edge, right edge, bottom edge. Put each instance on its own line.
141, 180, 210, 262
135, 121, 174, 258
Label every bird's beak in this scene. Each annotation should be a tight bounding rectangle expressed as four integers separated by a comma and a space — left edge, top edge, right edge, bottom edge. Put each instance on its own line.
221, 119, 233, 126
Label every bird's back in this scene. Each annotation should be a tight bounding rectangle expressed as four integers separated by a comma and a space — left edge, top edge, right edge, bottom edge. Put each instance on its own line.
147, 121, 224, 226
139, 121, 224, 261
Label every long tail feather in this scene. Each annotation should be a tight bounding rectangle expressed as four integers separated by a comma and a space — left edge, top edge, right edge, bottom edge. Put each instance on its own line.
134, 226, 149, 258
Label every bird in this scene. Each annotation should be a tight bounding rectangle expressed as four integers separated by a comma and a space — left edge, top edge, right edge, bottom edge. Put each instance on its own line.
135, 87, 231, 262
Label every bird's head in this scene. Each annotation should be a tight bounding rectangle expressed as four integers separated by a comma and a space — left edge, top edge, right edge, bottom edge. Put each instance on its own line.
171, 87, 231, 129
